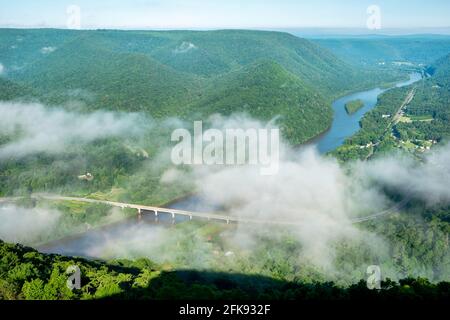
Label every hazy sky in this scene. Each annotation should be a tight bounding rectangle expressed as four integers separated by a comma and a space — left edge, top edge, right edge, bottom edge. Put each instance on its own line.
0, 0, 449, 30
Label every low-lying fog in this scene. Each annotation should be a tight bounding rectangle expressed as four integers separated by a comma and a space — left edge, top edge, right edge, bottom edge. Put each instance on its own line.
1, 102, 449, 283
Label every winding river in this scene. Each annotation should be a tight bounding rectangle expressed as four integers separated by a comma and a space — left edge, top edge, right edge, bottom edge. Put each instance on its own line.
315, 72, 422, 153
38, 72, 422, 257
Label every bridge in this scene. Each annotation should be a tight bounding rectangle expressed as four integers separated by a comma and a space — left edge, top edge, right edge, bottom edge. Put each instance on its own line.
0, 194, 407, 226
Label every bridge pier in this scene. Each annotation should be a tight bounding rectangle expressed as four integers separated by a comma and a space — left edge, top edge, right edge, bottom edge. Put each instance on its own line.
137, 208, 142, 222
189, 215, 192, 221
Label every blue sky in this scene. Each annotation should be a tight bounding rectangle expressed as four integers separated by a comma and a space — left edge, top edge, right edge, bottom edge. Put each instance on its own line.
0, 0, 449, 30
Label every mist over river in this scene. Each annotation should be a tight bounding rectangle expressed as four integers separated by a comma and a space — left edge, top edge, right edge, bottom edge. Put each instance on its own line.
37, 72, 423, 258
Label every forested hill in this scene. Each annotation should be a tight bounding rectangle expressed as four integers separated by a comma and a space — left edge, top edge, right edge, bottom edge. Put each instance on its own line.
427, 53, 450, 84
314, 36, 450, 66
0, 28, 401, 144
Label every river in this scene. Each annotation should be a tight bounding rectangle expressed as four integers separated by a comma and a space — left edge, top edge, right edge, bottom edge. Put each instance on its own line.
38, 72, 422, 257
315, 72, 422, 153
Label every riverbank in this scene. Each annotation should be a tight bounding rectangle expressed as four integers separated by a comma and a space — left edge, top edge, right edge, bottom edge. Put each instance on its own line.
314, 72, 422, 154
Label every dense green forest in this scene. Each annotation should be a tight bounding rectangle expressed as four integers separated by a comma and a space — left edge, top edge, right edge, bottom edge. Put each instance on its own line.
0, 29, 404, 144
2, 239, 450, 300
2, 239, 449, 300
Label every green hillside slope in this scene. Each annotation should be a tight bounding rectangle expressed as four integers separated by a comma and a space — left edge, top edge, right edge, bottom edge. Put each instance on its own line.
1, 239, 449, 300
0, 78, 35, 101
64, 29, 398, 98
315, 36, 450, 66
1, 28, 402, 144
11, 36, 203, 115
427, 53, 450, 84
190, 60, 332, 144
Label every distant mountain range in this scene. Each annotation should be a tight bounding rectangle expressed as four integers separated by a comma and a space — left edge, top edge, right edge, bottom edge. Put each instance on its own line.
314, 36, 450, 66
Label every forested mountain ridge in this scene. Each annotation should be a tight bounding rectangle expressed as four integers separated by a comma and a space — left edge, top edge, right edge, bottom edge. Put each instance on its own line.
187, 60, 333, 144
11, 35, 204, 115
0, 28, 403, 144
315, 36, 450, 66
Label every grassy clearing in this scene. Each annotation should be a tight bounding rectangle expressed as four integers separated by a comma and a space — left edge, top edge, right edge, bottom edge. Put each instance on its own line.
409, 114, 434, 121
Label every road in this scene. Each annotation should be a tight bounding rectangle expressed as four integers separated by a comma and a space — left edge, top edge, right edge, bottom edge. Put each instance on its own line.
392, 88, 416, 125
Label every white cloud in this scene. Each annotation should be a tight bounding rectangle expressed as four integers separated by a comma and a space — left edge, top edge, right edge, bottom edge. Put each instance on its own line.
40, 46, 57, 54
192, 146, 386, 269
355, 144, 450, 205
0, 205, 61, 245
160, 168, 183, 184
174, 115, 450, 270
0, 102, 147, 159
173, 41, 197, 54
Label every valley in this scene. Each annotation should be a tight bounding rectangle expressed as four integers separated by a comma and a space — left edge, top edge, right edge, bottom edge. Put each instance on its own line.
0, 28, 449, 301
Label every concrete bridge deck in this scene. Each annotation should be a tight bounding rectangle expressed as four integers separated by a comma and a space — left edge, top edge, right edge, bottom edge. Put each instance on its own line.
0, 194, 406, 226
